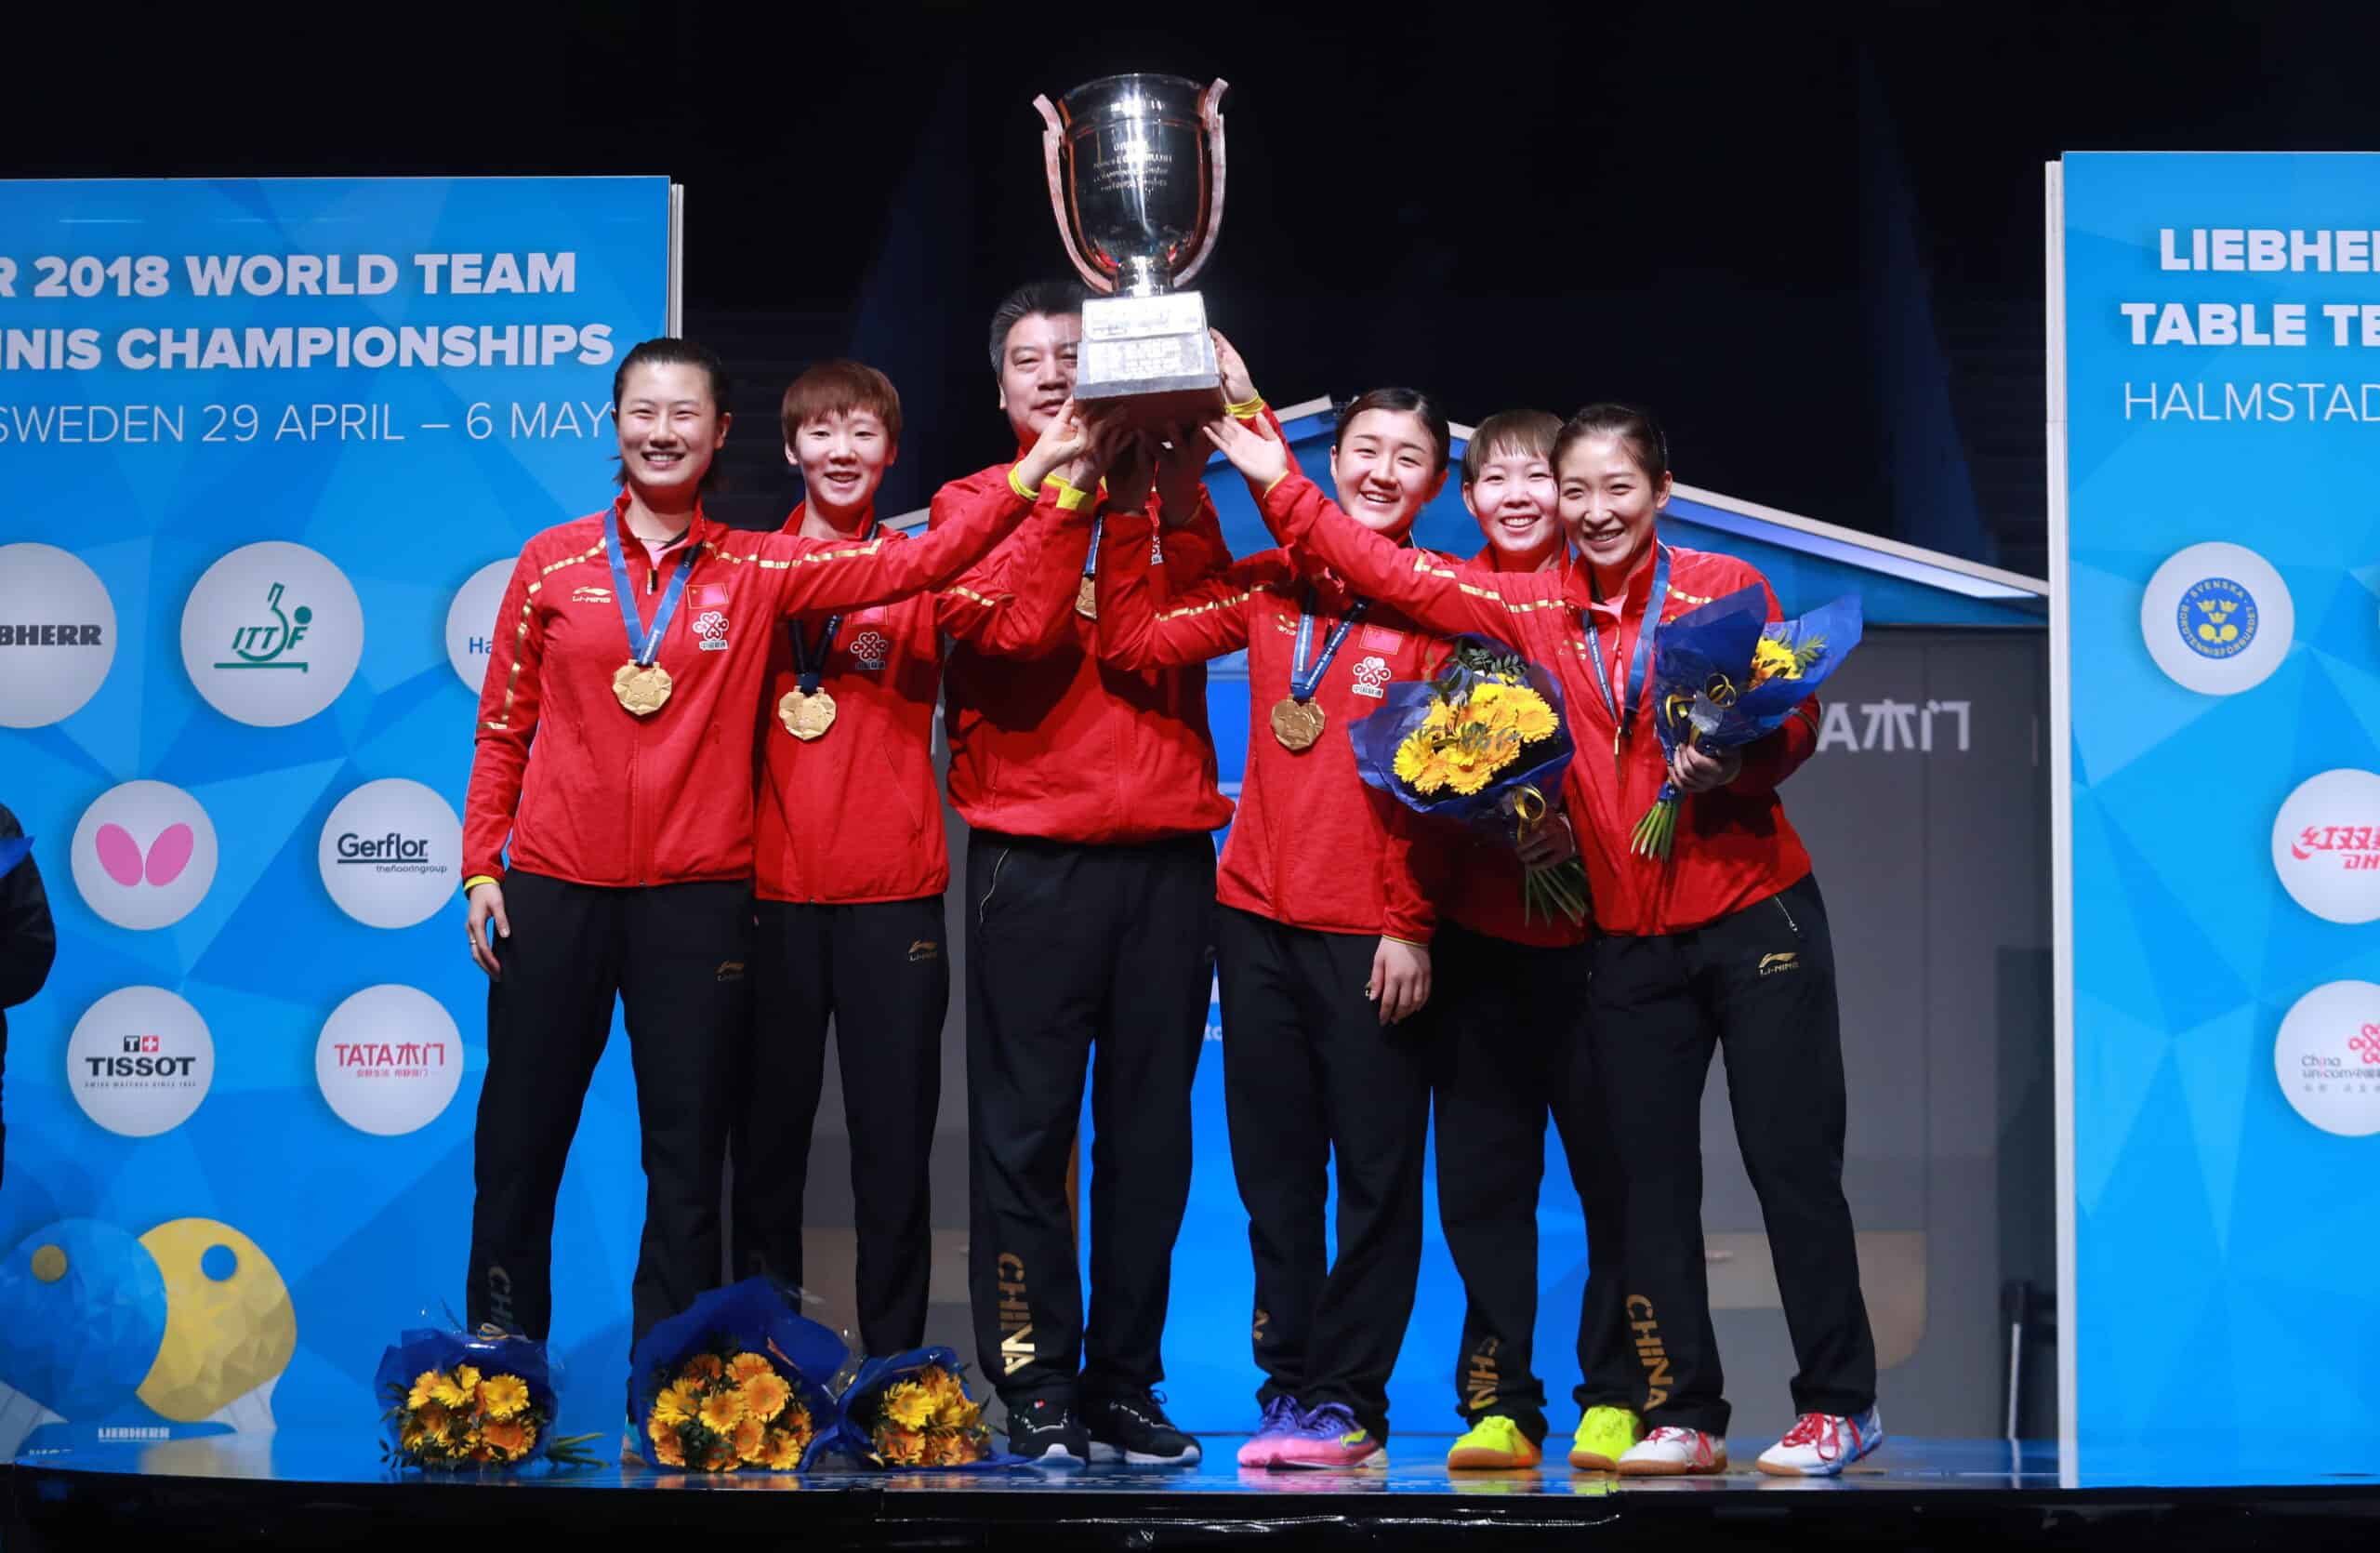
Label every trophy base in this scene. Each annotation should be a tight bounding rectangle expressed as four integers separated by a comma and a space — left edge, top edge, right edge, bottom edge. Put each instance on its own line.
1075, 290, 1222, 416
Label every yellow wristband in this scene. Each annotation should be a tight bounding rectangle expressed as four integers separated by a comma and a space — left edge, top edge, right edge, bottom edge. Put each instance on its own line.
1225, 394, 1266, 418
1005, 464, 1035, 501
1054, 483, 1091, 513
463, 874, 497, 895
1262, 470, 1291, 496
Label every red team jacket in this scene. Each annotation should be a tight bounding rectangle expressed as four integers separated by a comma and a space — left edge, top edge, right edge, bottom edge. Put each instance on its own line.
932, 455, 1239, 846
1257, 472, 1820, 937
464, 483, 1035, 888
1430, 547, 1597, 949
752, 498, 1081, 904
1094, 513, 1440, 946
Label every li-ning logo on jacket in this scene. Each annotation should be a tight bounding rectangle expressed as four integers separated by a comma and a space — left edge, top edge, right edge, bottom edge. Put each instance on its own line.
571, 586, 613, 605
1758, 952, 1800, 977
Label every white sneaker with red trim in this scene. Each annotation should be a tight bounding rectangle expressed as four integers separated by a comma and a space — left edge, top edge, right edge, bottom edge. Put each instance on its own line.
1754, 1407, 1884, 1477
1616, 1426, 1728, 1476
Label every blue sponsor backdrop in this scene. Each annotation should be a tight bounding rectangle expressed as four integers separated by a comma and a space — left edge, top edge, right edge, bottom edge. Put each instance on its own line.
0, 178, 670, 1446
2058, 153, 2380, 1443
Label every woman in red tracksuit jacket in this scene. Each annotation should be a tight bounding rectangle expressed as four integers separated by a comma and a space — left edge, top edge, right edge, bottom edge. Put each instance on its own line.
1426, 410, 1638, 1476
1206, 400, 1882, 1481
1093, 389, 1449, 1472
731, 359, 1085, 1360
456, 338, 1087, 1399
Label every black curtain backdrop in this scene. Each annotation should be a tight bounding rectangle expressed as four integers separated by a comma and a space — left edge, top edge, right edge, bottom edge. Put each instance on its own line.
10, 1, 2378, 564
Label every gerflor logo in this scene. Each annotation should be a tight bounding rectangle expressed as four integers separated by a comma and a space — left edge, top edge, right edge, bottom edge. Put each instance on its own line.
320, 780, 460, 929
214, 581, 311, 671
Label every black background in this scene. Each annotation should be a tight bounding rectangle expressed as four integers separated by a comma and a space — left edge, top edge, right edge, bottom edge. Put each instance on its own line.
13, 1, 2378, 568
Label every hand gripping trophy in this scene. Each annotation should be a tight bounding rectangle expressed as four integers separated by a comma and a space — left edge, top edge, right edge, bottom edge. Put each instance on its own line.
1034, 74, 1230, 425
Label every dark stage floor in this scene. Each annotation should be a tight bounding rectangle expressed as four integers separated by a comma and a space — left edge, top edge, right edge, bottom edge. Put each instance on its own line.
10, 1432, 2380, 1549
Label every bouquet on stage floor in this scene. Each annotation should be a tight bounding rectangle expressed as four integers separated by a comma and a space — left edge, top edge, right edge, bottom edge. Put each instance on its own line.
1633, 587, 1863, 859
374, 1326, 601, 1470
1349, 636, 1589, 924
822, 1347, 1000, 1469
629, 1277, 848, 1472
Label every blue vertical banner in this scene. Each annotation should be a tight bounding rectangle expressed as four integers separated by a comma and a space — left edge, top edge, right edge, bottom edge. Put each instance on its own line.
2055, 153, 2380, 1445
0, 178, 671, 1446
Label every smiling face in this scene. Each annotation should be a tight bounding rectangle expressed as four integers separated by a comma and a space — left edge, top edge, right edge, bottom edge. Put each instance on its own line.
1463, 444, 1562, 569
615, 361, 729, 501
997, 312, 1080, 443
1329, 408, 1449, 535
1557, 431, 1671, 581
787, 407, 894, 524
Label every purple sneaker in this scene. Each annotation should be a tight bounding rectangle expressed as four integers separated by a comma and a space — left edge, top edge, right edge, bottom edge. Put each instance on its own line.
1236, 1397, 1305, 1467
1272, 1402, 1383, 1469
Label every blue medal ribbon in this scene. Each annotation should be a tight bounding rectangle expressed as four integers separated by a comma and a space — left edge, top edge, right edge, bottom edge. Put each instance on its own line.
604, 507, 698, 668
1581, 543, 1671, 756
1081, 514, 1104, 586
790, 514, 879, 694
1288, 591, 1371, 704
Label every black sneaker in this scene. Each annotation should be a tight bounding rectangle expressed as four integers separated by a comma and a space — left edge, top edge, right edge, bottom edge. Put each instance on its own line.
1005, 1396, 1091, 1466
1084, 1387, 1203, 1467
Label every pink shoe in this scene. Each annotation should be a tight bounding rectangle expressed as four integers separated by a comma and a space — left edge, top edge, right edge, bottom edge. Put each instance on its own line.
1270, 1403, 1383, 1469
1236, 1397, 1303, 1467
1617, 1426, 1729, 1476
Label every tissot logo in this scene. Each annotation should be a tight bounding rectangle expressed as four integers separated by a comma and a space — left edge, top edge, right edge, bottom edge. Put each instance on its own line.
67, 988, 215, 1136
0, 542, 117, 728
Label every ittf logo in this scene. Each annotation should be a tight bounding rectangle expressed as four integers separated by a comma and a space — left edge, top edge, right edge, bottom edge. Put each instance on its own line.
215, 581, 311, 671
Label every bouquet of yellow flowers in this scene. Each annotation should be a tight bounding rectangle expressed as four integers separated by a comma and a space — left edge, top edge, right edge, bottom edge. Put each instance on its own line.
629, 1277, 849, 1473
829, 1348, 996, 1468
375, 1328, 600, 1471
1351, 635, 1589, 923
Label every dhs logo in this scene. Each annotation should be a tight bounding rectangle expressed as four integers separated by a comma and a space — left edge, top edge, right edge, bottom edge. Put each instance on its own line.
2141, 542, 2294, 697
2176, 577, 2254, 659
66, 988, 216, 1136
2271, 769, 2380, 924
1351, 656, 1392, 699
848, 630, 891, 670
694, 610, 732, 653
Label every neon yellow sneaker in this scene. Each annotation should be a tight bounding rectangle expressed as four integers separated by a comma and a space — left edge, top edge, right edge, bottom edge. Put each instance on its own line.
1447, 1414, 1541, 1470
1568, 1406, 1642, 1471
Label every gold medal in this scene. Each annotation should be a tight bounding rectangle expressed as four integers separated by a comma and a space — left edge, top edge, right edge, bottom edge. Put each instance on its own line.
613, 661, 673, 717
1075, 575, 1099, 619
777, 688, 838, 741
1270, 697, 1326, 751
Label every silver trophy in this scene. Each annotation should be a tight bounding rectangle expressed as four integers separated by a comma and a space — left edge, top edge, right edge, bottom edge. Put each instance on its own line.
1034, 74, 1229, 418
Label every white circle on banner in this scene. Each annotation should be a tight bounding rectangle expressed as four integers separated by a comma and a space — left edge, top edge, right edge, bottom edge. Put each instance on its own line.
2271, 769, 2380, 924
70, 780, 218, 931
2139, 542, 2294, 696
317, 779, 461, 929
0, 543, 117, 728
66, 987, 215, 1137
180, 542, 364, 726
445, 558, 515, 692
316, 986, 464, 1136
2275, 981, 2380, 1137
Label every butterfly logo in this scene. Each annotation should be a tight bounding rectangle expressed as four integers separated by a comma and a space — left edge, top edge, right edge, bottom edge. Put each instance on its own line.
93, 822, 196, 887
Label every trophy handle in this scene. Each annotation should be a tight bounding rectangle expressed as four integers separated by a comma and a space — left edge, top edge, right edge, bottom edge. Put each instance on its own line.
1173, 77, 1229, 287
1034, 93, 1114, 297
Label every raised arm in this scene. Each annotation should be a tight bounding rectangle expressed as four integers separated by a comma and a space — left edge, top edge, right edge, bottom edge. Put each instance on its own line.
935, 488, 1088, 656
1203, 416, 1527, 640
463, 551, 548, 885
1091, 510, 1266, 670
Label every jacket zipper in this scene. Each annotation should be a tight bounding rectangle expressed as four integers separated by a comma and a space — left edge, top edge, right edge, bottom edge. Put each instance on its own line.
978, 846, 1013, 924
1772, 894, 1800, 936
